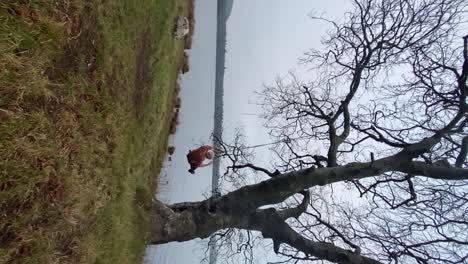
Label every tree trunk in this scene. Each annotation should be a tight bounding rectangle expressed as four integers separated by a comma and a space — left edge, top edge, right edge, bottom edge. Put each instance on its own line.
146, 198, 241, 244
146, 149, 467, 264
148, 157, 390, 242
147, 151, 468, 244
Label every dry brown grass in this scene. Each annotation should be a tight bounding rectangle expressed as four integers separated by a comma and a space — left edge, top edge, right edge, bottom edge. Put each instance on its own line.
181, 51, 190, 73
175, 81, 181, 94
168, 86, 181, 135
184, 0, 196, 49
0, 0, 189, 263
169, 109, 180, 135
168, 146, 175, 155
174, 96, 182, 108
0, 2, 98, 262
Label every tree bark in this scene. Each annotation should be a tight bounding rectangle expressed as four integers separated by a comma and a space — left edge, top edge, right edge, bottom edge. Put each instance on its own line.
148, 152, 468, 244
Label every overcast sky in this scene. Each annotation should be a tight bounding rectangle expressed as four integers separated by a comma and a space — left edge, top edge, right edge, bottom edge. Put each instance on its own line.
145, 1, 350, 263
224, 0, 351, 167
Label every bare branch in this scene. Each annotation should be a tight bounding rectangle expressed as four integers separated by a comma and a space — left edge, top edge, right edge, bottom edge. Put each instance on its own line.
277, 191, 311, 220
455, 136, 468, 167
255, 214, 382, 264
398, 160, 468, 180
229, 163, 279, 178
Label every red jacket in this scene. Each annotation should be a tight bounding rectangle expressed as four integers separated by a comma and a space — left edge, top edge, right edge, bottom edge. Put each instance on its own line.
186, 146, 213, 174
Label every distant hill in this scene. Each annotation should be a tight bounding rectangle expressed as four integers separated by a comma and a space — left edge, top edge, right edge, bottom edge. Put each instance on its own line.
218, 0, 234, 21
210, 3, 234, 263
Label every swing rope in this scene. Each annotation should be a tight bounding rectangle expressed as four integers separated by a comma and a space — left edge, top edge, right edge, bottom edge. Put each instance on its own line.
239, 137, 292, 150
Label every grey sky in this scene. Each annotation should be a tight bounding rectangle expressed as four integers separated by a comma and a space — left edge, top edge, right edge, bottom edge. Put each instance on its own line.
224, 0, 350, 166
144, 1, 349, 263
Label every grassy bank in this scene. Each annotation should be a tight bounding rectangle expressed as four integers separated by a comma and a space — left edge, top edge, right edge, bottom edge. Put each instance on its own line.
0, 0, 189, 263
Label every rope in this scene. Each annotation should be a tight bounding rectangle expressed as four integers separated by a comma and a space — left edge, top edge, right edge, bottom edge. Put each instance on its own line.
240, 138, 292, 150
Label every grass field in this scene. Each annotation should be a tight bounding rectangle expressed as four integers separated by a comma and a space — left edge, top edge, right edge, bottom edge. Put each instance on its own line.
0, 0, 190, 263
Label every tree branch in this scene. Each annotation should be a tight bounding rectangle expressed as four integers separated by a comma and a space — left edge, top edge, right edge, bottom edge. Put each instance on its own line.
455, 136, 468, 167
229, 163, 279, 177
398, 161, 468, 180
306, 210, 362, 253
257, 216, 381, 264
276, 191, 311, 221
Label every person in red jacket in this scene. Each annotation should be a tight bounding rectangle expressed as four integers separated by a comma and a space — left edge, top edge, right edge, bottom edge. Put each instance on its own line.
186, 145, 222, 174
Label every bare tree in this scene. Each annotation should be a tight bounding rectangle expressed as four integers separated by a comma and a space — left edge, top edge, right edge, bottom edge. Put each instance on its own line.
146, 0, 468, 263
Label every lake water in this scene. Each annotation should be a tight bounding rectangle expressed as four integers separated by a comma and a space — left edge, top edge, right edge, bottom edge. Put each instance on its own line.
143, 1, 218, 263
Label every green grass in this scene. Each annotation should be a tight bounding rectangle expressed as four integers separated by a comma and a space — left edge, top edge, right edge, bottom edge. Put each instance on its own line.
0, 1, 188, 263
